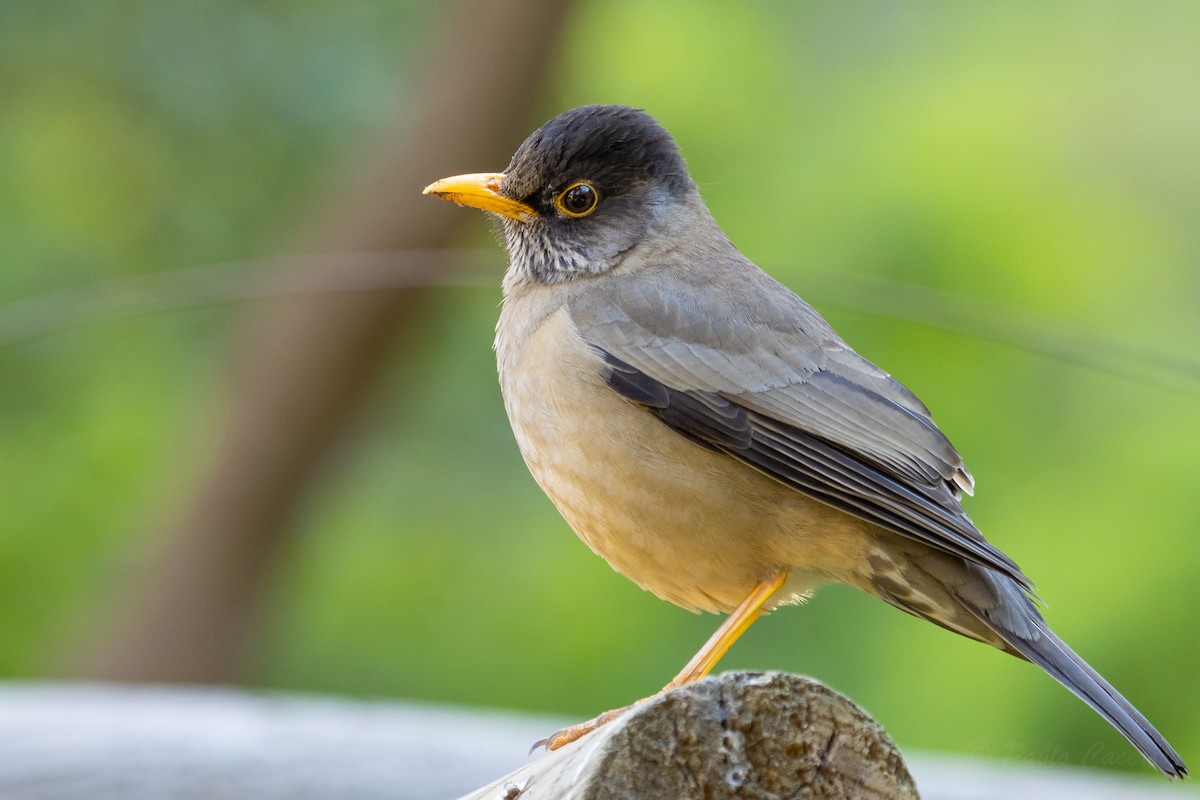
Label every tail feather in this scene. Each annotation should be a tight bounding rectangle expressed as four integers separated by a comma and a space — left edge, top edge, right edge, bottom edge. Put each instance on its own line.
980, 583, 1186, 777
966, 569, 1186, 778
864, 546, 1187, 777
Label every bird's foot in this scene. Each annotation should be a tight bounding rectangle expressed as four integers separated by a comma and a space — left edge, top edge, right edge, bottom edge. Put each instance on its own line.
532, 701, 639, 752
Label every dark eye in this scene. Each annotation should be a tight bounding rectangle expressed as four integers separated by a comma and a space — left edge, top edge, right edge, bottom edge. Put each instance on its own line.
555, 182, 599, 217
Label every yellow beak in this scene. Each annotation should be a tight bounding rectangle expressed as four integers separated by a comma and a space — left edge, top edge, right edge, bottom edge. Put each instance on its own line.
422, 172, 536, 222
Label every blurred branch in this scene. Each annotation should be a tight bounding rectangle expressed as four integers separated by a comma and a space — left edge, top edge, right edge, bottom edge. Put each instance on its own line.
72, 0, 575, 684
6, 250, 1197, 395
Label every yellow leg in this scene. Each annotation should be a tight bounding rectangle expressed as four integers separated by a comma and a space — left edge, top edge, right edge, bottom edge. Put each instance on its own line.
662, 570, 789, 690
539, 570, 789, 751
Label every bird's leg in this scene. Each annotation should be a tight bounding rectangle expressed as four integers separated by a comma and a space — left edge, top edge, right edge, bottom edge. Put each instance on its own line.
661, 569, 789, 690
538, 570, 789, 751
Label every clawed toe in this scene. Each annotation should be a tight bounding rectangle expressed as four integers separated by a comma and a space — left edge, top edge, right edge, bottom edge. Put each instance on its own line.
532, 703, 636, 752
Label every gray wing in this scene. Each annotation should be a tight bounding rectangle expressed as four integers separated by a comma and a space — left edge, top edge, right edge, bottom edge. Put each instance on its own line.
567, 262, 1031, 590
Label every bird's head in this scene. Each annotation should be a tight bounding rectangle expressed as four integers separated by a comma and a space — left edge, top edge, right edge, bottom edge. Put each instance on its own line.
424, 105, 700, 284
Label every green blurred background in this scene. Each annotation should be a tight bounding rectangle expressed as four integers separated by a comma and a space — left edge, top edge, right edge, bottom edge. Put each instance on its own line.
2, 0, 1197, 775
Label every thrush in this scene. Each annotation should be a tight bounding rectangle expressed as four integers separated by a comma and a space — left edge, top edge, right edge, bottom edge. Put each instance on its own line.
424, 104, 1186, 777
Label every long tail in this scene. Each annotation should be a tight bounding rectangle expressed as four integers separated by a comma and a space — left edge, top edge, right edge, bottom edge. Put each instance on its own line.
865, 547, 1188, 777
971, 569, 1186, 778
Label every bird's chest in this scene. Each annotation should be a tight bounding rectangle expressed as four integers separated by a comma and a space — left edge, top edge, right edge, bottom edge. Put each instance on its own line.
495, 304, 785, 613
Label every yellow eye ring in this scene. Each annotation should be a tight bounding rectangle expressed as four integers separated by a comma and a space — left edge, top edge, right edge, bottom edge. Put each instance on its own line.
555, 182, 599, 217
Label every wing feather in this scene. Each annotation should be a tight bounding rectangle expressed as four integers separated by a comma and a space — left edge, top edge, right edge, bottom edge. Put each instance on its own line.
568, 264, 1027, 588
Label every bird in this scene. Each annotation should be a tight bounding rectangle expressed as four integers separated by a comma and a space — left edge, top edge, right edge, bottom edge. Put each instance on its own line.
423, 104, 1186, 777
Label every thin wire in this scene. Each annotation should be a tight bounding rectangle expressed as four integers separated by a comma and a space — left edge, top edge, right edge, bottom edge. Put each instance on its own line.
0, 248, 1196, 395
802, 269, 1200, 395
0, 250, 495, 346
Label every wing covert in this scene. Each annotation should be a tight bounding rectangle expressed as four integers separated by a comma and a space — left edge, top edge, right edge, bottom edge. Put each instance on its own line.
568, 265, 1025, 588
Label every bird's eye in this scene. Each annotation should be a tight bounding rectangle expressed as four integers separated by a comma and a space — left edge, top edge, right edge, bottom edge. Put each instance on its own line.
555, 182, 599, 218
